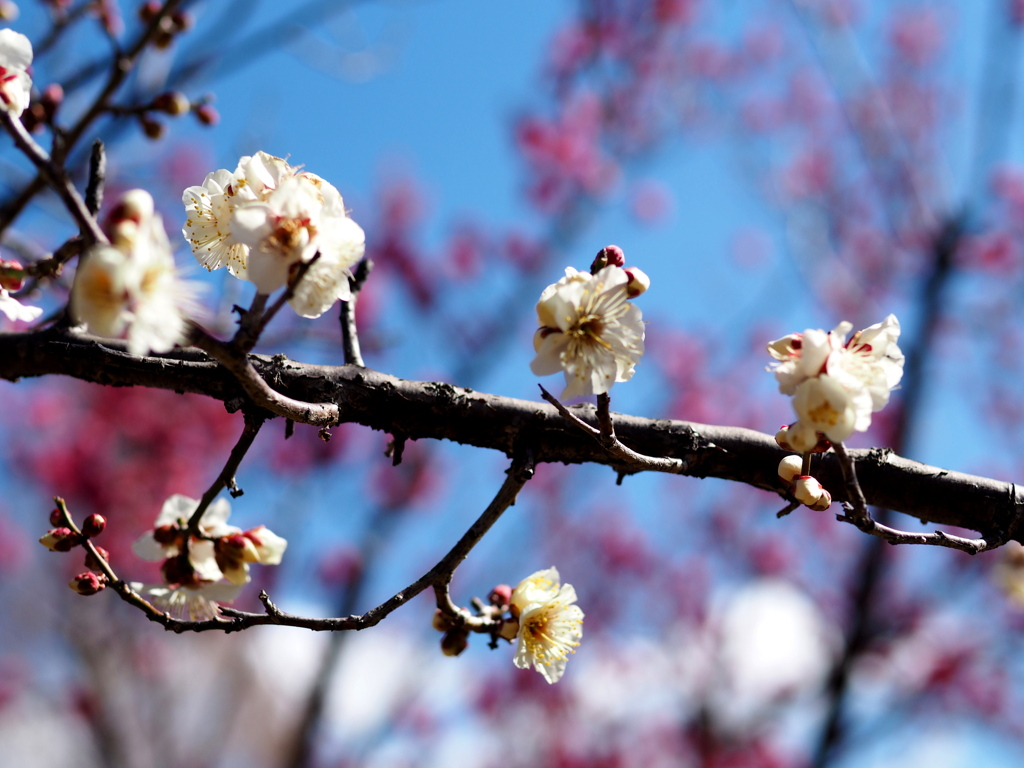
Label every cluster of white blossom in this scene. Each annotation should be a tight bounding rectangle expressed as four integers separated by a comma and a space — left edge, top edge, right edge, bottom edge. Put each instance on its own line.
131, 494, 287, 620
531, 259, 648, 399
506, 567, 584, 684
70, 190, 198, 356
0, 28, 32, 118
0, 29, 43, 324
767, 315, 904, 453
183, 151, 365, 317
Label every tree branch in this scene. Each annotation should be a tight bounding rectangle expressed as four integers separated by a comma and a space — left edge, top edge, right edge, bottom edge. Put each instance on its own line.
5, 328, 1023, 542
67, 452, 535, 634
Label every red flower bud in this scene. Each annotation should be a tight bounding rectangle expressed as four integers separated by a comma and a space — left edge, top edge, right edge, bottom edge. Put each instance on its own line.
488, 584, 513, 607
152, 524, 180, 546
440, 628, 469, 657
139, 2, 160, 22
40, 527, 82, 552
194, 103, 220, 126
161, 553, 196, 587
81, 514, 106, 538
48, 508, 63, 528
84, 546, 110, 572
69, 571, 107, 596
140, 115, 165, 140
152, 91, 190, 116
0, 259, 25, 291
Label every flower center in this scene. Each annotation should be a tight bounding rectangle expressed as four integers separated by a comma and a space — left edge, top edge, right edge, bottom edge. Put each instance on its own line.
807, 399, 841, 426
268, 216, 315, 256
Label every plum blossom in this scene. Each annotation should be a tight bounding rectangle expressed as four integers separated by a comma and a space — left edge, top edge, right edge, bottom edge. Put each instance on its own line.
134, 494, 287, 590
182, 151, 366, 317
0, 29, 32, 117
0, 288, 40, 323
767, 315, 903, 451
531, 264, 646, 399
71, 189, 198, 356
510, 567, 584, 684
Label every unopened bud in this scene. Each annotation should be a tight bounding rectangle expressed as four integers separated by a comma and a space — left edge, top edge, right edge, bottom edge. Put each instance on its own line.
216, 532, 260, 563
497, 617, 519, 642
48, 507, 63, 527
0, 1, 20, 21
153, 29, 174, 49
488, 584, 512, 607
152, 91, 190, 116
793, 476, 825, 506
161, 552, 196, 587
41, 83, 63, 110
81, 514, 106, 538
591, 244, 626, 272
138, 1, 160, 22
808, 489, 832, 511
440, 628, 469, 657
432, 609, 453, 632
624, 267, 650, 298
69, 571, 107, 596
152, 524, 179, 546
0, 260, 24, 292
140, 114, 165, 140
170, 10, 193, 31
84, 545, 109, 572
194, 103, 219, 126
777, 455, 803, 484
40, 527, 82, 552
775, 426, 794, 451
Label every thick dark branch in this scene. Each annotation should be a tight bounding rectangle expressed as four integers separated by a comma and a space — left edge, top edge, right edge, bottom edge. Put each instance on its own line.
4, 328, 1023, 542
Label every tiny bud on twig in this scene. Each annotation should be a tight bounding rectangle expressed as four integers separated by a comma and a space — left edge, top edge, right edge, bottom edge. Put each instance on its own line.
40, 527, 82, 552
81, 514, 106, 538
69, 571, 107, 596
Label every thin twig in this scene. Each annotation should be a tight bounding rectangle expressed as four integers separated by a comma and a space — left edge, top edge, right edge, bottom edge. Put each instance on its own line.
540, 385, 687, 474
0, 111, 106, 245
69, 452, 535, 633
340, 258, 373, 367
832, 441, 1004, 555
186, 410, 266, 534
84, 140, 105, 216
0, 0, 188, 239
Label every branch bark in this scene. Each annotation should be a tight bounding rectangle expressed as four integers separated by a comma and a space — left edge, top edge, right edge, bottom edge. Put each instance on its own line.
5, 327, 1022, 542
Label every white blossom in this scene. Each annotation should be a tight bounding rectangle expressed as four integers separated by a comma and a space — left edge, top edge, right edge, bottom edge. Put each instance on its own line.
768, 315, 903, 449
182, 168, 256, 277
182, 152, 365, 316
510, 567, 584, 684
0, 288, 40, 322
134, 494, 288, 589
531, 265, 646, 399
132, 581, 244, 621
0, 29, 32, 117
510, 566, 562, 615
71, 190, 197, 356
133, 494, 238, 583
